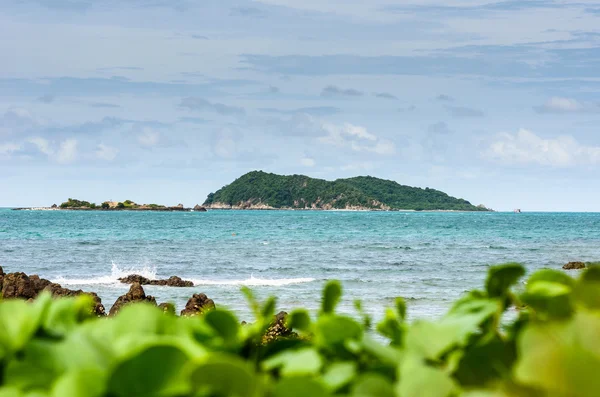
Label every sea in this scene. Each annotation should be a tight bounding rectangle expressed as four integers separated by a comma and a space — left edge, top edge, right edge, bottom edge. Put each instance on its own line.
0, 209, 598, 322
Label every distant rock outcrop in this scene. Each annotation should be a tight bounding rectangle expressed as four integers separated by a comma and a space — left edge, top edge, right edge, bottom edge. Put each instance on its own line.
180, 293, 215, 316
109, 282, 157, 316
193, 204, 207, 212
118, 274, 193, 287
563, 261, 586, 270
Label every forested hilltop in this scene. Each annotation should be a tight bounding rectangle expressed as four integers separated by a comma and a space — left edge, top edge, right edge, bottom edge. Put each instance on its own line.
203, 171, 489, 211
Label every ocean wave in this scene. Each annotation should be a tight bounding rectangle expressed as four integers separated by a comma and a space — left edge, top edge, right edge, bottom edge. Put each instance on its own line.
189, 275, 315, 286
54, 262, 157, 286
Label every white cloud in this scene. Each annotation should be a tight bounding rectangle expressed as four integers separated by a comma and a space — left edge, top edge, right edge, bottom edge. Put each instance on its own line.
300, 156, 315, 167
535, 97, 600, 114
96, 143, 119, 161
318, 122, 395, 155
485, 128, 600, 167
56, 139, 78, 164
0, 142, 21, 157
28, 137, 53, 155
137, 128, 160, 147
27, 137, 78, 163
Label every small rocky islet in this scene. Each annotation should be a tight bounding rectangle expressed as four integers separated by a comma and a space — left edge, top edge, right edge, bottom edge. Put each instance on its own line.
0, 267, 295, 342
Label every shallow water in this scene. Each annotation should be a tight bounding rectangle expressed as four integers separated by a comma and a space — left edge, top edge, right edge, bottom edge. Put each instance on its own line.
0, 209, 598, 321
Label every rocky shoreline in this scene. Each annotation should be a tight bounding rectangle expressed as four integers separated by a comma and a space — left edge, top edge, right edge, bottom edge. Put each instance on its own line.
13, 204, 208, 212
0, 267, 295, 341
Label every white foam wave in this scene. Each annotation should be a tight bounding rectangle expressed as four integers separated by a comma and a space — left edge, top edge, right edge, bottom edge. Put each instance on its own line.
54, 262, 157, 286
190, 275, 315, 286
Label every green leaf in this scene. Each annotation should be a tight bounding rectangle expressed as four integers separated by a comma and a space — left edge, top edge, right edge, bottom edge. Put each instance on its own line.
527, 269, 575, 288
573, 266, 600, 310
521, 281, 573, 320
0, 299, 46, 354
315, 315, 362, 347
261, 297, 277, 321
376, 308, 404, 346
515, 310, 600, 397
395, 297, 407, 321
322, 362, 357, 392
4, 341, 63, 391
486, 263, 525, 298
262, 347, 323, 376
396, 355, 458, 397
453, 337, 516, 387
321, 281, 342, 314
351, 373, 395, 397
190, 354, 260, 397
288, 309, 311, 331
51, 368, 106, 397
107, 342, 191, 397
274, 377, 328, 397
204, 309, 240, 345
42, 295, 95, 338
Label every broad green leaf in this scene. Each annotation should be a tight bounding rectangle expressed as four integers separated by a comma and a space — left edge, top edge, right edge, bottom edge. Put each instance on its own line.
486, 263, 525, 298
397, 355, 458, 397
0, 299, 46, 354
107, 342, 191, 397
288, 309, 311, 331
527, 269, 575, 288
42, 295, 95, 338
395, 297, 407, 321
4, 341, 63, 391
573, 266, 600, 310
521, 281, 573, 320
453, 337, 516, 387
190, 354, 260, 397
315, 315, 362, 347
204, 309, 240, 345
274, 377, 329, 397
51, 368, 106, 397
322, 362, 357, 391
376, 308, 404, 346
321, 281, 342, 314
361, 335, 402, 366
515, 310, 600, 397
351, 373, 395, 397
261, 297, 277, 321
262, 347, 323, 376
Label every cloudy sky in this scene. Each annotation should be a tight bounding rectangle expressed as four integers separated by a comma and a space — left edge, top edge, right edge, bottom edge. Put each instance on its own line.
1, 0, 600, 210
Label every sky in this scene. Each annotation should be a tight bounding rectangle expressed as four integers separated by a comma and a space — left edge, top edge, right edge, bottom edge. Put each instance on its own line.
1, 0, 600, 211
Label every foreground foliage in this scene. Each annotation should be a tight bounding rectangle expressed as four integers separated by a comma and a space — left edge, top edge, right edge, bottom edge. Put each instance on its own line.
204, 171, 487, 211
0, 264, 598, 396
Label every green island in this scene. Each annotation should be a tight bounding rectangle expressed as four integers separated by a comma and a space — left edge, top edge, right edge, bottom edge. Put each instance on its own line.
0, 263, 598, 396
204, 171, 490, 211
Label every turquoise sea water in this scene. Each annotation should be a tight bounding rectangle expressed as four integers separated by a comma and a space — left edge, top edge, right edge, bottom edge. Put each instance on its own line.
0, 209, 598, 321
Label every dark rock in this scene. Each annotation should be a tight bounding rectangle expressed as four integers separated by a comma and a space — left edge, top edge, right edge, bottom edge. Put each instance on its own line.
109, 282, 157, 316
193, 205, 207, 212
118, 274, 193, 287
180, 293, 215, 316
262, 311, 297, 344
1, 272, 36, 299
563, 261, 586, 270
51, 204, 58, 208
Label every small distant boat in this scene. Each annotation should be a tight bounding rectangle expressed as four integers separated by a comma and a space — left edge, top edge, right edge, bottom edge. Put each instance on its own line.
514, 209, 521, 213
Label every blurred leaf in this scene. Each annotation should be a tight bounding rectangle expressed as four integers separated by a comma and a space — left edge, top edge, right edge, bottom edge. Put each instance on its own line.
263, 347, 323, 376
527, 269, 575, 288
261, 297, 277, 321
0, 299, 46, 354
42, 295, 95, 338
515, 310, 600, 396
351, 373, 395, 397
376, 308, 404, 346
486, 263, 525, 298
453, 337, 516, 387
4, 341, 62, 391
395, 297, 407, 321
574, 266, 600, 310
315, 315, 362, 347
322, 362, 357, 391
274, 377, 328, 397
288, 310, 311, 332
521, 281, 573, 320
51, 368, 106, 397
397, 355, 458, 397
107, 343, 191, 397
205, 309, 240, 345
190, 354, 260, 397
321, 281, 342, 314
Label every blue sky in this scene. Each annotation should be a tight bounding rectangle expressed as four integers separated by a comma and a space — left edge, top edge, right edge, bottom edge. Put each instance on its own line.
1, 0, 600, 211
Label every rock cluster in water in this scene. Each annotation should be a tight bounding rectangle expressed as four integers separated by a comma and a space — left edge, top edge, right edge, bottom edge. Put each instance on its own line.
118, 274, 194, 287
563, 261, 586, 270
0, 267, 106, 316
